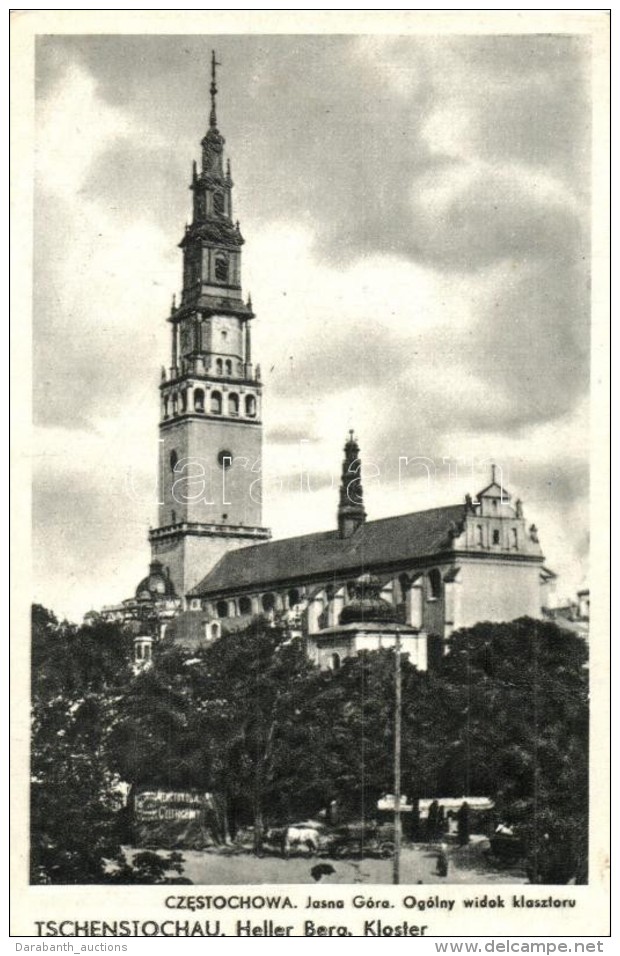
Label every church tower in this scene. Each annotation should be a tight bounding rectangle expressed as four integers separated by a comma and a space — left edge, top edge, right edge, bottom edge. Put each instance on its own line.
337, 431, 366, 538
149, 53, 271, 600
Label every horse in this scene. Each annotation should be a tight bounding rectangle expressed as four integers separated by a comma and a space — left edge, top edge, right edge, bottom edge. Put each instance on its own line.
282, 825, 319, 858
261, 824, 320, 858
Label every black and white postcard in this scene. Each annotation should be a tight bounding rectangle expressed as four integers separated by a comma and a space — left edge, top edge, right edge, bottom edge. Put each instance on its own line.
10, 10, 610, 939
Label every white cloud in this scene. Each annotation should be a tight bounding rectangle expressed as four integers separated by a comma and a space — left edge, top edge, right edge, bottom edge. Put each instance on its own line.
37, 62, 133, 197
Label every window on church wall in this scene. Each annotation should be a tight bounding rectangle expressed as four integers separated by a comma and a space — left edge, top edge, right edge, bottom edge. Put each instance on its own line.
170, 450, 178, 472
163, 396, 169, 419
476, 524, 484, 546
331, 653, 341, 672
180, 390, 187, 413
228, 393, 239, 416
245, 394, 257, 417
225, 359, 233, 377
428, 569, 442, 601
210, 391, 222, 414
262, 593, 276, 613
216, 600, 229, 619
288, 588, 300, 609
215, 254, 229, 284
492, 529, 501, 545
239, 596, 252, 615
194, 388, 205, 413
171, 393, 179, 416
511, 527, 519, 550
216, 358, 223, 375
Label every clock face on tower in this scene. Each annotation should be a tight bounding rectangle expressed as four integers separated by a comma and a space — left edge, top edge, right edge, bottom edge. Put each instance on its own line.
218, 449, 233, 469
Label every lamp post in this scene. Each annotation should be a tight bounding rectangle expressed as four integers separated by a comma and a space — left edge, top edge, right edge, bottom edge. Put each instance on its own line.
393, 630, 402, 885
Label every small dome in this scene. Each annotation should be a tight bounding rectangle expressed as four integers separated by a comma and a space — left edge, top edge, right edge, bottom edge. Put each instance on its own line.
339, 574, 398, 626
135, 561, 176, 601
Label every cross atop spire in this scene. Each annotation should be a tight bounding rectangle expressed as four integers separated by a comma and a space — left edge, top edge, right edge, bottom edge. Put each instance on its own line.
210, 50, 221, 129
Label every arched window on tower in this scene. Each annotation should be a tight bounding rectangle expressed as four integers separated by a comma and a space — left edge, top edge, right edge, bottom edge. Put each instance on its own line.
492, 529, 501, 545
210, 391, 222, 415
245, 394, 257, 418
239, 596, 252, 616
215, 254, 229, 284
477, 524, 484, 547
213, 192, 225, 215
180, 390, 187, 413
194, 389, 205, 413
216, 358, 223, 375
228, 393, 239, 417
225, 359, 233, 377
428, 569, 442, 601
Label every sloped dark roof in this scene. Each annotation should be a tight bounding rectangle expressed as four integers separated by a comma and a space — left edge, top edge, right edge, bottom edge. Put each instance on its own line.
189, 504, 466, 598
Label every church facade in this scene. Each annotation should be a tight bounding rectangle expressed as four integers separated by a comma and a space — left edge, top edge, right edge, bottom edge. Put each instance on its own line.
100, 56, 556, 668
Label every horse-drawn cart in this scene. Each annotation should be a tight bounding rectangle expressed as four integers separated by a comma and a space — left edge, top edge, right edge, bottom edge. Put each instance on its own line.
325, 821, 395, 859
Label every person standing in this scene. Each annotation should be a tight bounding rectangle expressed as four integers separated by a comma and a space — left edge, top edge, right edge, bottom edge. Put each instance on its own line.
427, 800, 439, 840
457, 801, 470, 846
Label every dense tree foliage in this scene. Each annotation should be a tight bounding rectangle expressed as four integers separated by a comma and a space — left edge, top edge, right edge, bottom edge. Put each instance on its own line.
30, 605, 186, 884
434, 619, 589, 882
32, 605, 589, 884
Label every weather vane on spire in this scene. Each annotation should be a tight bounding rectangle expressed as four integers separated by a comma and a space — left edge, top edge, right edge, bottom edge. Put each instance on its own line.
210, 50, 221, 129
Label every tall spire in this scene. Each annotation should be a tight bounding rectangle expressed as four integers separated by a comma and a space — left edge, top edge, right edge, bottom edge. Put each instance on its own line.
209, 49, 220, 130
338, 430, 366, 539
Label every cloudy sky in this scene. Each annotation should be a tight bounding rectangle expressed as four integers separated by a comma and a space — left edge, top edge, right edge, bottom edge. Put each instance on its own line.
32, 31, 593, 620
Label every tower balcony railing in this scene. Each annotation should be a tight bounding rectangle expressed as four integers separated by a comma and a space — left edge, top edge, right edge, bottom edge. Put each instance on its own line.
149, 520, 271, 541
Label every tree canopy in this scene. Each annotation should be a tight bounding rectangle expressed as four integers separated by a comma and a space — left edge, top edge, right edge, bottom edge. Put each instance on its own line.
31, 605, 589, 883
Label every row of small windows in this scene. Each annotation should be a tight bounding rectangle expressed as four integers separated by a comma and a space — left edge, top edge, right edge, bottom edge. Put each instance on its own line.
215, 589, 301, 620
217, 358, 234, 376
164, 391, 257, 418
475, 525, 519, 549
211, 578, 450, 621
